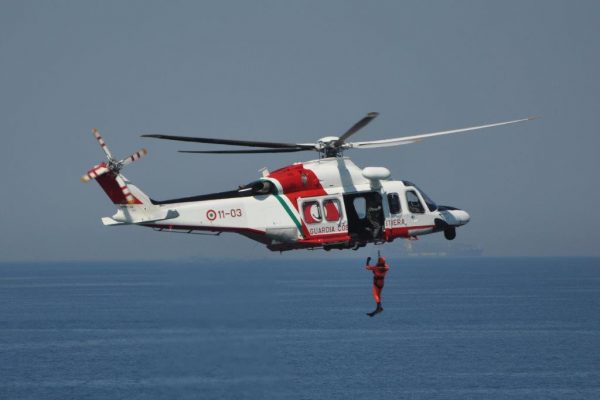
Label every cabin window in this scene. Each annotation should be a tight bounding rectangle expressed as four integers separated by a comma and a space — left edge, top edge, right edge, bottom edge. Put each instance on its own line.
406, 190, 425, 214
323, 199, 341, 222
302, 201, 322, 224
387, 193, 401, 214
353, 197, 367, 219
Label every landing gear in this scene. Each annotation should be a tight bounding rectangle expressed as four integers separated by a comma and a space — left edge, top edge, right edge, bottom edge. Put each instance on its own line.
444, 227, 456, 240
351, 241, 367, 250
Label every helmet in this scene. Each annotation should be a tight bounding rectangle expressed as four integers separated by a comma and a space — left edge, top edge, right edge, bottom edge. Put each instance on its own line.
377, 256, 386, 265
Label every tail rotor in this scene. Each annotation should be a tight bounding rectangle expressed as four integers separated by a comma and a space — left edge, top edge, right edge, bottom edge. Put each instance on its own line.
82, 129, 148, 204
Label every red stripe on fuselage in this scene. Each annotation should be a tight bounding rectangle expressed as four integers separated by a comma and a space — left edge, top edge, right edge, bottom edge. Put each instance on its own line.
297, 232, 350, 244
384, 225, 435, 240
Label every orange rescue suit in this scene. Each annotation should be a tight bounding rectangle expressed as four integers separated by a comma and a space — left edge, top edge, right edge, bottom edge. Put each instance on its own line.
366, 257, 389, 303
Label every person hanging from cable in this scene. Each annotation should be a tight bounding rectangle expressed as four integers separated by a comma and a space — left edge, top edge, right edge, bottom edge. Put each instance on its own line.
365, 252, 390, 317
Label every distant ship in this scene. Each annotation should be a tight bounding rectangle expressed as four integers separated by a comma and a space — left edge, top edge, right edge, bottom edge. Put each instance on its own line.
403, 241, 484, 257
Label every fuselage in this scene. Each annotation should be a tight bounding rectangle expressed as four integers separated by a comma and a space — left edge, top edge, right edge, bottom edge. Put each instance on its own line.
122, 157, 469, 251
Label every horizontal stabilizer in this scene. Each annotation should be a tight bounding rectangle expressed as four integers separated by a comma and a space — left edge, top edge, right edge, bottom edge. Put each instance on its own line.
102, 209, 180, 226
102, 217, 126, 226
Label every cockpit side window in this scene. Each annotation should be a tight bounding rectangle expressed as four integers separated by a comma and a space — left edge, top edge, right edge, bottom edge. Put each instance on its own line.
387, 193, 401, 214
406, 190, 425, 214
402, 181, 437, 211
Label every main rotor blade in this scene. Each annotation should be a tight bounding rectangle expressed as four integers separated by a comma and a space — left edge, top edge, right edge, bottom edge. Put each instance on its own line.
334, 112, 379, 147
142, 134, 314, 150
348, 117, 536, 149
178, 148, 312, 154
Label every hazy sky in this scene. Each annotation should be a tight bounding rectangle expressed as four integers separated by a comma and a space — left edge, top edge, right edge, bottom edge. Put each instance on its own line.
1, 0, 599, 261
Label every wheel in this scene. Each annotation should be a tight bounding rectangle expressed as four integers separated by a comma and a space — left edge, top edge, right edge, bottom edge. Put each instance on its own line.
444, 227, 456, 240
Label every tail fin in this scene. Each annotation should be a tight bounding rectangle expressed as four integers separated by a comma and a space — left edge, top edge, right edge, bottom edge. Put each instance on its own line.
94, 171, 146, 205
125, 180, 151, 204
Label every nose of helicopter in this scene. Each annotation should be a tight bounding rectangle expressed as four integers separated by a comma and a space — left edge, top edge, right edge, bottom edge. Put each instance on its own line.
439, 207, 470, 226
452, 209, 470, 225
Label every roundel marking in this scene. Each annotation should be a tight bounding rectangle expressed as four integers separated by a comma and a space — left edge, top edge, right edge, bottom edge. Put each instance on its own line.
206, 209, 217, 221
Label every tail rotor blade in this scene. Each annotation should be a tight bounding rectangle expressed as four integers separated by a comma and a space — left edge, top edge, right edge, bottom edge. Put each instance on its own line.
120, 148, 148, 167
81, 163, 109, 182
93, 128, 114, 160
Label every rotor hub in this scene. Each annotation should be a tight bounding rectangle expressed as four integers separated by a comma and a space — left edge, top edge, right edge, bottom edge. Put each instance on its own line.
317, 136, 344, 157
107, 159, 122, 174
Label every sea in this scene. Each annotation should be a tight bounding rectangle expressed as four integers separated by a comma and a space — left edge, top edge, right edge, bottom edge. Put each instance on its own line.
1, 257, 599, 399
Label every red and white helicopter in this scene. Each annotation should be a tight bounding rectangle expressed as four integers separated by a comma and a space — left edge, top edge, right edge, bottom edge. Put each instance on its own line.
82, 113, 533, 251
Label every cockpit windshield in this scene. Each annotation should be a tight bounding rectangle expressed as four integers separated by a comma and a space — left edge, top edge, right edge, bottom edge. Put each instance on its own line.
402, 181, 438, 212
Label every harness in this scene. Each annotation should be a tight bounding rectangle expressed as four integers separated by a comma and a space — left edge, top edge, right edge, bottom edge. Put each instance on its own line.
372, 266, 387, 288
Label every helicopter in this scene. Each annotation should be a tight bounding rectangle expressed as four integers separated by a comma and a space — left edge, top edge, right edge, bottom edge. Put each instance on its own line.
82, 113, 533, 251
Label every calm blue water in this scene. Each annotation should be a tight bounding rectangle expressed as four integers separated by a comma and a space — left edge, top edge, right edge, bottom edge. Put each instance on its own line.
1, 258, 599, 399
